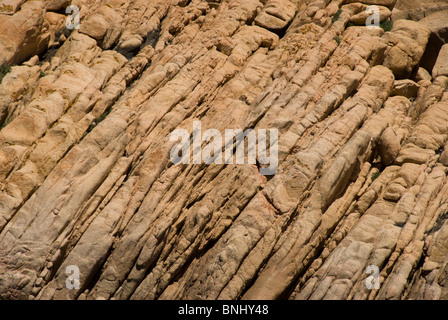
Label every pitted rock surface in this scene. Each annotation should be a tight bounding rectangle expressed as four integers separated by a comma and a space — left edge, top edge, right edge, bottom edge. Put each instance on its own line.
0, 0, 448, 300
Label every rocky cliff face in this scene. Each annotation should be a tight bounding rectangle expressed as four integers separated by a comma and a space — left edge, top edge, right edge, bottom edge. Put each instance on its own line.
1, 0, 448, 300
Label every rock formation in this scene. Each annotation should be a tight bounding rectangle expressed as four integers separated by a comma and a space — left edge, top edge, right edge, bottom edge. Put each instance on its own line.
0, 0, 448, 300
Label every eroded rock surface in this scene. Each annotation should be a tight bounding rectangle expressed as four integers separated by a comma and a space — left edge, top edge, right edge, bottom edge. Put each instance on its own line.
0, 0, 448, 300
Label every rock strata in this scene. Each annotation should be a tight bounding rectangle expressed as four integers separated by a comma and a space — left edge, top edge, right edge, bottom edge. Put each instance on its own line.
0, 0, 448, 300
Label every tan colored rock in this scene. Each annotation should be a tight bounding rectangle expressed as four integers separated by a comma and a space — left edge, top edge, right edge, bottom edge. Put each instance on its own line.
391, 79, 420, 98
350, 5, 391, 25
439, 143, 448, 166
43, 0, 70, 11
392, 0, 448, 22
0, 1, 50, 65
408, 102, 448, 150
432, 44, 448, 79
0, 0, 26, 14
344, 0, 397, 9
79, 5, 123, 49
420, 10, 448, 43
378, 127, 400, 166
254, 0, 296, 30
0, 0, 448, 302
415, 67, 432, 82
45, 12, 67, 47
382, 19, 431, 78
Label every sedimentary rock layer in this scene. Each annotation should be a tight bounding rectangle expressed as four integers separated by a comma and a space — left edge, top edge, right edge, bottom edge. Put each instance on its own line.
0, 0, 448, 300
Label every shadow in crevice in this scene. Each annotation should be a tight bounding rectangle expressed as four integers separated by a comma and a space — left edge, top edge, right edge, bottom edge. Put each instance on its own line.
420, 32, 445, 75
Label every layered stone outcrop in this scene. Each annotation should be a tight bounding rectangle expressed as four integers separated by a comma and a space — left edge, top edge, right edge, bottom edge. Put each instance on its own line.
0, 0, 448, 300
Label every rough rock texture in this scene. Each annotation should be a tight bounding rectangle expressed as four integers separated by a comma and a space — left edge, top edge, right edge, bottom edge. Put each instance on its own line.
0, 1, 50, 65
392, 0, 448, 22
0, 0, 448, 301
349, 4, 391, 25
433, 44, 448, 79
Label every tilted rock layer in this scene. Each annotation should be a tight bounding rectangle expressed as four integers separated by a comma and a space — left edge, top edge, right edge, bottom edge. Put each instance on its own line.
0, 0, 448, 300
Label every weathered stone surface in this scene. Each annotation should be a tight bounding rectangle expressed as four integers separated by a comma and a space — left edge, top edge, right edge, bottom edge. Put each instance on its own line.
43, 0, 70, 11
420, 10, 448, 44
382, 19, 431, 78
391, 79, 420, 98
433, 44, 448, 78
378, 127, 400, 165
350, 5, 391, 25
345, 0, 397, 9
392, 0, 448, 22
439, 143, 448, 166
0, 0, 448, 302
254, 0, 296, 30
415, 67, 432, 82
0, 1, 50, 65
79, 4, 123, 49
0, 0, 26, 14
